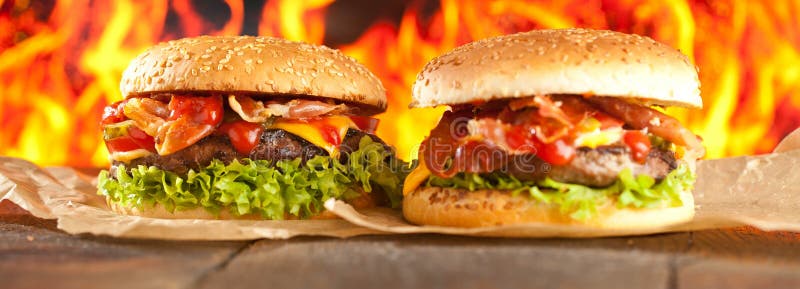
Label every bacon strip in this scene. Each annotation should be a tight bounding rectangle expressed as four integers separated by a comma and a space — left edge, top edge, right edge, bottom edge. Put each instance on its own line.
228, 95, 275, 123
123, 96, 222, 155
584, 97, 705, 156
288, 99, 347, 118
228, 95, 348, 122
509, 96, 573, 127
122, 98, 168, 138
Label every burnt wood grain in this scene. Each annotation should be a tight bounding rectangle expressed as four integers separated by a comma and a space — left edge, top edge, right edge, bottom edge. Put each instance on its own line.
2, 200, 800, 289
0, 201, 251, 289
197, 235, 675, 289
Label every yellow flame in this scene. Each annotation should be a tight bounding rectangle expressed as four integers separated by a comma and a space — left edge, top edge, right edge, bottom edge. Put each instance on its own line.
259, 0, 332, 44
2, 0, 800, 166
19, 98, 70, 164
220, 0, 244, 35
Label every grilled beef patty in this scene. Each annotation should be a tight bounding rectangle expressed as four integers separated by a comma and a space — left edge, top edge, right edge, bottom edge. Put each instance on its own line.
505, 146, 678, 187
118, 136, 239, 176
249, 129, 328, 164
113, 128, 387, 175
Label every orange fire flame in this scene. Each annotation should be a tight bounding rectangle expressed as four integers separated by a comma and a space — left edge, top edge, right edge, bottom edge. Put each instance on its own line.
1, 0, 799, 167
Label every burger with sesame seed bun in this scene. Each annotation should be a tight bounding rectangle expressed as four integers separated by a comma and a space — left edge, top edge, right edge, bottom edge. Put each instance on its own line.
402, 28, 705, 229
98, 35, 405, 220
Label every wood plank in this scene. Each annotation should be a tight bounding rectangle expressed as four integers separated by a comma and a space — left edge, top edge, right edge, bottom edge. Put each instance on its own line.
677, 258, 800, 289
0, 220, 251, 289
197, 235, 675, 289
689, 227, 800, 262
0, 200, 59, 230
673, 227, 800, 288
506, 232, 692, 253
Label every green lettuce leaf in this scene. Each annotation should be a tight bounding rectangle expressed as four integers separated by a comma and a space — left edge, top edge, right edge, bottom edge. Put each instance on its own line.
98, 136, 406, 219
427, 164, 695, 221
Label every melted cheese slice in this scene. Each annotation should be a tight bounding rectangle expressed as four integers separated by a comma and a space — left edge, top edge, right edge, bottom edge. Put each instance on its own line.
574, 127, 623, 148
403, 154, 431, 195
269, 116, 356, 158
110, 149, 153, 163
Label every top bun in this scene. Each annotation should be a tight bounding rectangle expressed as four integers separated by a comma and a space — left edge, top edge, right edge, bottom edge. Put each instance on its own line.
411, 28, 701, 109
121, 36, 387, 112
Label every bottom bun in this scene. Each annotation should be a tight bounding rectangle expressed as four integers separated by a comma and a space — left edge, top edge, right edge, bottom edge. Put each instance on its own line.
402, 186, 695, 229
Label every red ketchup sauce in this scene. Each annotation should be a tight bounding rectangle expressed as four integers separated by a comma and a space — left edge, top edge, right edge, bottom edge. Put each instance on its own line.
219, 121, 263, 155
623, 130, 652, 163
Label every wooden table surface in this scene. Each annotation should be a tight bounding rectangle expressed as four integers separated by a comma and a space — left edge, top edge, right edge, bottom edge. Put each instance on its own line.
2, 200, 800, 289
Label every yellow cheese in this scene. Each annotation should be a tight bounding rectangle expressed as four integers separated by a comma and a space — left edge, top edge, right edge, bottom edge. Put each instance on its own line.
269, 116, 355, 158
574, 127, 623, 148
110, 149, 153, 163
403, 154, 431, 195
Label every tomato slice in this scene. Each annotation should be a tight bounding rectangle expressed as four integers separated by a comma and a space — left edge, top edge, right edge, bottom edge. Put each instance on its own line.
624, 131, 651, 163
106, 137, 141, 153
104, 126, 156, 154
348, 116, 379, 134
219, 121, 264, 155
128, 126, 156, 149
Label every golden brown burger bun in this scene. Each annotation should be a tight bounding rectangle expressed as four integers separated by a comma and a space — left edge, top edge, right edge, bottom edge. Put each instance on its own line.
402, 186, 695, 229
121, 35, 387, 113
411, 28, 701, 109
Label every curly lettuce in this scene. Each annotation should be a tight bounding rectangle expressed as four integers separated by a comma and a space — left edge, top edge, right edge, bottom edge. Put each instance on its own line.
98, 136, 406, 219
427, 164, 695, 221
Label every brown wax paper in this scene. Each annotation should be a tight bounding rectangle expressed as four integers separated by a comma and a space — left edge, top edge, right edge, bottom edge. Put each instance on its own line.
2, 128, 800, 239
0, 158, 383, 240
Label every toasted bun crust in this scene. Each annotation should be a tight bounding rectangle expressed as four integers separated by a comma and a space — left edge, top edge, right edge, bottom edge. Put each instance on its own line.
411, 28, 701, 109
402, 186, 694, 229
121, 35, 387, 113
